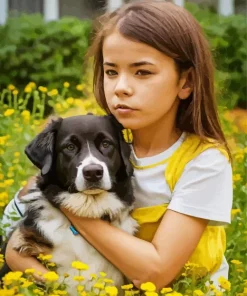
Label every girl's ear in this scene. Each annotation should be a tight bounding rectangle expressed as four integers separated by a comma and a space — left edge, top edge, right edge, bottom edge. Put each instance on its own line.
178, 67, 194, 100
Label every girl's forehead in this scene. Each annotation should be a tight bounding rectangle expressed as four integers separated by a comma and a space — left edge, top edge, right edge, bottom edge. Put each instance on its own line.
102, 31, 168, 63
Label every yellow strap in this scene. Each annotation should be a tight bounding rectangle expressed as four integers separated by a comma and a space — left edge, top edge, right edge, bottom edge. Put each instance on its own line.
131, 133, 229, 276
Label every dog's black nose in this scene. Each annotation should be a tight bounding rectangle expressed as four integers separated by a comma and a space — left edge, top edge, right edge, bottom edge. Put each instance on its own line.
83, 164, 103, 182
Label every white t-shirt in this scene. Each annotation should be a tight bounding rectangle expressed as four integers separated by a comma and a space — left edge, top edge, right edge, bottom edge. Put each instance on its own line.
130, 132, 233, 286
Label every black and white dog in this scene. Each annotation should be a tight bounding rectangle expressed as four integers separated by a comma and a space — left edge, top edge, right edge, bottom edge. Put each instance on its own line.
3, 115, 138, 292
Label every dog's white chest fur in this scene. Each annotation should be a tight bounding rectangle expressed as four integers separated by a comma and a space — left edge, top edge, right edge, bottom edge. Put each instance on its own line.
34, 195, 138, 292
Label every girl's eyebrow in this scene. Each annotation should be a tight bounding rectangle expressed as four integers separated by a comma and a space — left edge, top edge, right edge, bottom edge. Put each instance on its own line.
103, 61, 155, 67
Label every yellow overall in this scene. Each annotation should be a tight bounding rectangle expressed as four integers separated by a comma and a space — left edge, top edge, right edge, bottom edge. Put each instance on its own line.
130, 133, 230, 276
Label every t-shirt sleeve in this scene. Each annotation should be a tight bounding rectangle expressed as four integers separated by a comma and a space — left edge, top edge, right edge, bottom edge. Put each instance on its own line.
1, 189, 26, 238
167, 148, 233, 225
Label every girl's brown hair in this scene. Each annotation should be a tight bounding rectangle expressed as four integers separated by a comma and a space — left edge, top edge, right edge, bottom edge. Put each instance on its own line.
89, 0, 231, 159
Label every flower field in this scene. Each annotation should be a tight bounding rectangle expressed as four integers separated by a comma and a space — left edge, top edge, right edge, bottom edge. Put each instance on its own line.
0, 79, 246, 296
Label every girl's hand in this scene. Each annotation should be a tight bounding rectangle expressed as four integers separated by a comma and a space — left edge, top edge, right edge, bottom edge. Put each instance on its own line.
5, 233, 49, 282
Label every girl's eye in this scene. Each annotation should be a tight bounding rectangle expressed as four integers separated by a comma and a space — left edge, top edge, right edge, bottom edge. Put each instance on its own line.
66, 144, 75, 151
136, 70, 152, 76
105, 70, 118, 76
101, 140, 111, 148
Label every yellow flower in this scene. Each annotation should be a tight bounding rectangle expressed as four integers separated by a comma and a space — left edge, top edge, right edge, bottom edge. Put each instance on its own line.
21, 280, 33, 288
71, 261, 89, 270
218, 276, 231, 291
104, 278, 114, 283
63, 82, 70, 88
3, 271, 23, 285
77, 285, 84, 292
66, 97, 74, 105
76, 84, 85, 91
8, 84, 15, 91
121, 284, 133, 290
231, 209, 241, 216
48, 89, 59, 96
38, 86, 48, 93
47, 262, 56, 267
38, 254, 53, 261
145, 293, 158, 296
73, 276, 85, 282
93, 282, 105, 290
100, 271, 107, 277
90, 273, 97, 280
214, 292, 223, 296
14, 152, 20, 157
24, 268, 35, 274
140, 282, 156, 292
21, 180, 27, 186
105, 286, 118, 296
166, 292, 183, 296
193, 290, 204, 296
43, 271, 59, 282
12, 90, 18, 95
29, 82, 36, 89
4, 179, 14, 186
4, 109, 15, 117
52, 290, 67, 295
24, 86, 32, 93
161, 288, 173, 294
233, 174, 242, 182
231, 259, 242, 265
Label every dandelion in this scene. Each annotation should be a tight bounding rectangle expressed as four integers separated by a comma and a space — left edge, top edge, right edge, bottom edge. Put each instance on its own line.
93, 282, 105, 290
43, 271, 59, 282
21, 180, 27, 187
71, 261, 89, 271
24, 268, 35, 275
104, 278, 114, 284
100, 272, 107, 277
77, 285, 84, 292
161, 288, 173, 294
140, 282, 156, 292
63, 82, 70, 88
38, 86, 48, 93
73, 276, 85, 282
13, 90, 19, 95
193, 290, 204, 296
4, 179, 14, 186
231, 259, 242, 265
4, 109, 15, 117
76, 84, 85, 91
218, 276, 231, 291
24, 86, 32, 93
8, 84, 15, 91
121, 284, 134, 290
105, 286, 118, 296
48, 89, 59, 96
90, 273, 97, 280
231, 209, 241, 216
66, 97, 74, 105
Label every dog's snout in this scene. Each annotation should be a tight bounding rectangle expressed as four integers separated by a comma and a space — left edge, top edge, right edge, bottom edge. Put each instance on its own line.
83, 164, 103, 182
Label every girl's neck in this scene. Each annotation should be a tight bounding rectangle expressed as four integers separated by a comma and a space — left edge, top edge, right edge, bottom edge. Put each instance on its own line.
132, 115, 182, 158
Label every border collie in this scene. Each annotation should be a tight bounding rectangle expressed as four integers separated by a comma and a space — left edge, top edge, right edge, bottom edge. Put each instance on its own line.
3, 115, 138, 293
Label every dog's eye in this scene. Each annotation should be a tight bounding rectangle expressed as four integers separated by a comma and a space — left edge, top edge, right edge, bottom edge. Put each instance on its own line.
66, 144, 75, 151
101, 140, 111, 148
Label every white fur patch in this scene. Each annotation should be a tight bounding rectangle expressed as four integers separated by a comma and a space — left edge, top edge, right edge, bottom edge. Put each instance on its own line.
58, 191, 125, 220
24, 196, 138, 295
75, 145, 112, 192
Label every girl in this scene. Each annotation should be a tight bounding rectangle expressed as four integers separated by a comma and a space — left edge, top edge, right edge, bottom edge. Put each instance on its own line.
4, 0, 233, 289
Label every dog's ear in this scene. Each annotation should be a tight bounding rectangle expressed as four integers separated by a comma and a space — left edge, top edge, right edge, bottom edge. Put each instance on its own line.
108, 115, 133, 180
25, 118, 63, 176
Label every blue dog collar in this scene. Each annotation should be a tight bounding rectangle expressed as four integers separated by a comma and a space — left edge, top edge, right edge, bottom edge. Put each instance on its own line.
70, 225, 79, 235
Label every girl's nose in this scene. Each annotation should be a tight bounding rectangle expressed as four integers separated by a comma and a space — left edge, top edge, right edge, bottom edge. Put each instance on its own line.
114, 76, 133, 97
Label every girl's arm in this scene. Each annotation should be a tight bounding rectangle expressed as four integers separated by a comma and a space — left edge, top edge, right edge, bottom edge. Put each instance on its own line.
62, 208, 208, 289
5, 234, 48, 281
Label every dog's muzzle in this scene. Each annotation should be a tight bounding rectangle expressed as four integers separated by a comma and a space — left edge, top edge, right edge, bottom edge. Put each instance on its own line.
82, 164, 105, 194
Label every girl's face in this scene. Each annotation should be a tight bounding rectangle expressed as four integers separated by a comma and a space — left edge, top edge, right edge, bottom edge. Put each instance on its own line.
103, 30, 189, 131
